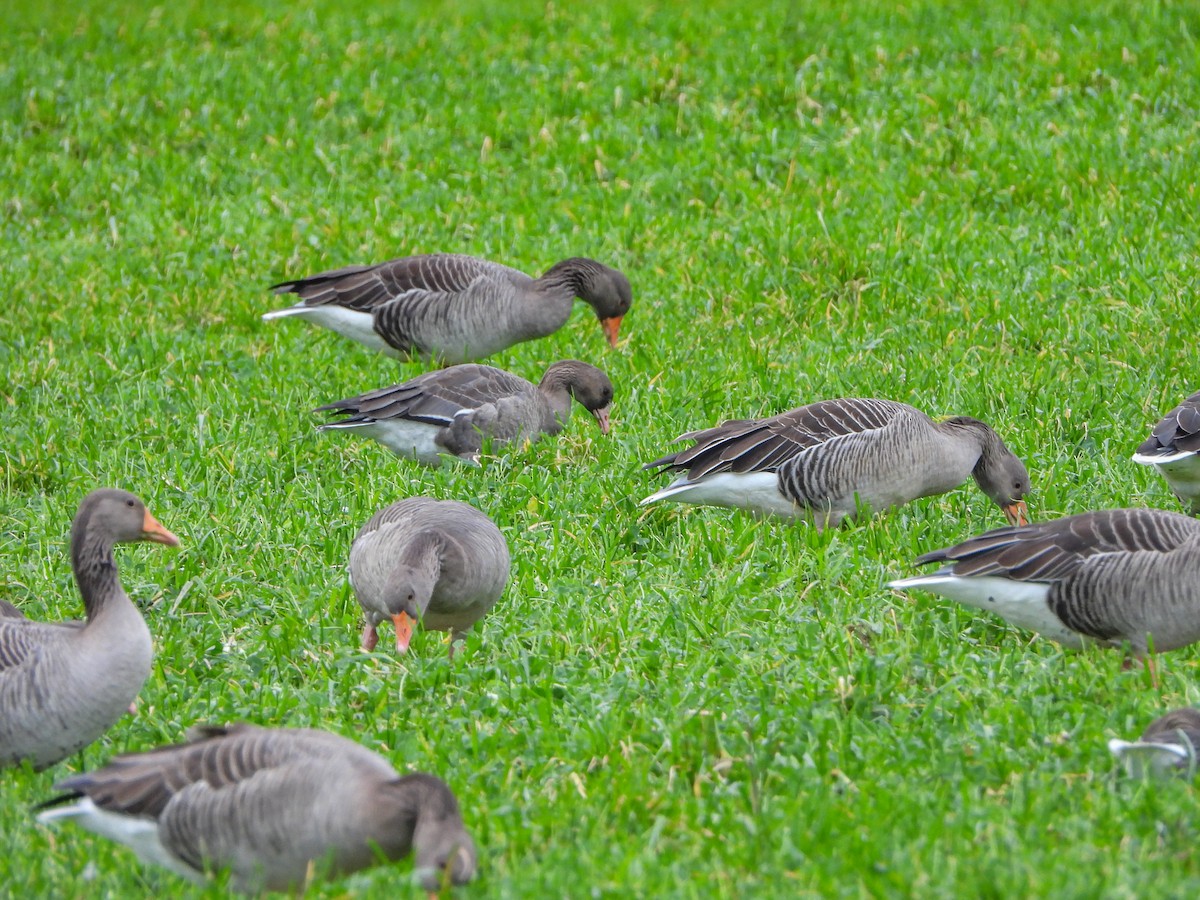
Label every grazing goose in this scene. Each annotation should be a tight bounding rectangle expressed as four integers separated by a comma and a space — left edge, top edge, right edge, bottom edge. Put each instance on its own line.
641, 398, 1030, 527
0, 489, 178, 770
316, 360, 614, 465
36, 723, 477, 894
1133, 389, 1200, 514
264, 254, 632, 364
889, 508, 1200, 659
351, 498, 510, 655
1109, 708, 1200, 778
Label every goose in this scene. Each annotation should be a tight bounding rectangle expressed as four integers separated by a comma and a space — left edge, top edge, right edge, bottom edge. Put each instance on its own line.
351, 497, 510, 655
889, 508, 1200, 667
316, 360, 614, 465
1133, 389, 1200, 514
641, 398, 1030, 527
0, 489, 178, 770
1108, 708, 1200, 778
263, 254, 632, 364
36, 722, 476, 894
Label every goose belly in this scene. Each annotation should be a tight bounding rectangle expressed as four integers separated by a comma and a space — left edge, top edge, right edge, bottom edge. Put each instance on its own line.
889, 574, 1086, 648
324, 420, 450, 465
37, 799, 205, 885
640, 473, 807, 519
1107, 739, 1192, 778
1135, 451, 1200, 509
268, 306, 400, 358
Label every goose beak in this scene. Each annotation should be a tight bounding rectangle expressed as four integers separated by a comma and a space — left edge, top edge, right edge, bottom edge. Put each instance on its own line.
1002, 500, 1030, 527
141, 509, 180, 546
393, 612, 414, 653
592, 405, 612, 435
600, 315, 623, 348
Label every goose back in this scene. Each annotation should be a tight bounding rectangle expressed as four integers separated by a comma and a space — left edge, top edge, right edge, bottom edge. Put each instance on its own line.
37, 723, 476, 892
0, 490, 177, 769
350, 498, 510, 650
903, 508, 1200, 652
266, 254, 631, 363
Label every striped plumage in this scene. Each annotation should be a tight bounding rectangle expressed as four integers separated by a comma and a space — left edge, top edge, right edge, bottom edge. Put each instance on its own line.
36, 723, 476, 893
890, 508, 1200, 654
0, 490, 178, 770
641, 398, 1029, 527
1133, 389, 1200, 514
264, 254, 632, 364
316, 360, 613, 465
350, 498, 511, 655
1109, 708, 1200, 777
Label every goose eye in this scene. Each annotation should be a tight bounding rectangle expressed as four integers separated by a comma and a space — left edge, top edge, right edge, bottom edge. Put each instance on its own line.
126, 499, 136, 508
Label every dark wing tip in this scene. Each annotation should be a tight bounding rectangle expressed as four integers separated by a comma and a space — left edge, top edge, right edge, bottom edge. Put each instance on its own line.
913, 548, 952, 567
32, 790, 85, 813
643, 452, 681, 471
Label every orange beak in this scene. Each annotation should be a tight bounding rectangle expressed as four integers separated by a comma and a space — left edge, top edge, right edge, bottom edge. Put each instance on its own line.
592, 405, 612, 436
141, 509, 180, 546
1003, 500, 1030, 527
600, 315, 623, 348
393, 612, 414, 653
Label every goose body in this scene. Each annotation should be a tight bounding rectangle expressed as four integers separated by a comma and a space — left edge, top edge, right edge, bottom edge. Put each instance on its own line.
889, 508, 1200, 654
316, 360, 614, 465
0, 489, 178, 770
1109, 708, 1200, 777
350, 497, 511, 654
641, 398, 1029, 527
264, 254, 632, 364
36, 723, 476, 893
1133, 389, 1200, 514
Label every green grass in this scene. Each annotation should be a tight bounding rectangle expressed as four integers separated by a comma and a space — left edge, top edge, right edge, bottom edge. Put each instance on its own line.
3, 0, 1200, 895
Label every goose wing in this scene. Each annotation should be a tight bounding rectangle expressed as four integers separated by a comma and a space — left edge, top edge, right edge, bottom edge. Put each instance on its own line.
1136, 390, 1200, 458
645, 398, 914, 478
315, 365, 532, 427
913, 508, 1200, 581
270, 255, 522, 313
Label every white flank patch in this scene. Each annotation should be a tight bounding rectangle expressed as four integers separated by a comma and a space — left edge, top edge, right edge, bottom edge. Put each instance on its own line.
37, 798, 205, 885
887, 574, 1084, 646
261, 305, 399, 357
1107, 739, 1192, 778
640, 472, 804, 519
1131, 449, 1197, 466
1132, 451, 1200, 508
321, 419, 451, 466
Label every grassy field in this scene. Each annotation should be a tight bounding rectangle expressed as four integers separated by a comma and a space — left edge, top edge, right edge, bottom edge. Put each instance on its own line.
3, 0, 1200, 895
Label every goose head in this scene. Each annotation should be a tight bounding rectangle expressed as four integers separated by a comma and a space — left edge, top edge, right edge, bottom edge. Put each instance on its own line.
974, 453, 1031, 526
559, 361, 615, 435
579, 265, 632, 348
412, 824, 477, 894
74, 489, 180, 548
376, 565, 438, 654
965, 434, 1030, 526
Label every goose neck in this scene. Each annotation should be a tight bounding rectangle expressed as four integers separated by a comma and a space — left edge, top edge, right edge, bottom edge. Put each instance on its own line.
400, 532, 445, 578
71, 529, 125, 621
536, 258, 600, 299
